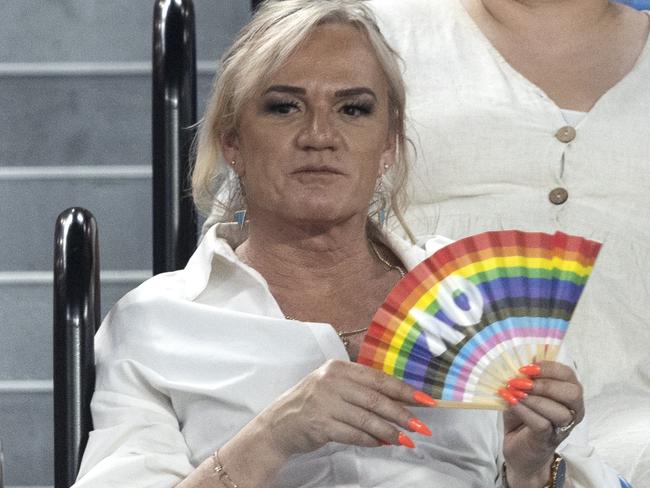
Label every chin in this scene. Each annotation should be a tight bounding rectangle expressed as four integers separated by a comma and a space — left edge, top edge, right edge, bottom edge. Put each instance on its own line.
283, 202, 360, 227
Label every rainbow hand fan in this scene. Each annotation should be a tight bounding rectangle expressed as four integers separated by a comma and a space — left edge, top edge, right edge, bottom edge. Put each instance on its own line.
357, 230, 601, 410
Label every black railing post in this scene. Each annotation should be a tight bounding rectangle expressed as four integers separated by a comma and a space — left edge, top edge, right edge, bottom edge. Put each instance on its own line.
53, 207, 99, 488
0, 438, 5, 488
152, 0, 198, 274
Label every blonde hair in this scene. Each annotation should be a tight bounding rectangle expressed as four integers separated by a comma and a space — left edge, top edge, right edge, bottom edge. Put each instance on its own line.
192, 0, 413, 238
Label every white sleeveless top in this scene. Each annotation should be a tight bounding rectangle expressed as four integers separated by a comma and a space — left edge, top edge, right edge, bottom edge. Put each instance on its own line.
369, 0, 650, 483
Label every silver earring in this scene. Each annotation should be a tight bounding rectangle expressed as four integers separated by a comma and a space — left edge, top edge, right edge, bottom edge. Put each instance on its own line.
376, 175, 387, 226
230, 160, 237, 167
377, 174, 385, 193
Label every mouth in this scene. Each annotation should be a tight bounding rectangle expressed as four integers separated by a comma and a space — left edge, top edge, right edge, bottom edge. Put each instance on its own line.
291, 165, 345, 176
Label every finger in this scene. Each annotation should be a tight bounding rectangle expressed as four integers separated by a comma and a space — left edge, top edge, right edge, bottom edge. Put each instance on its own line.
340, 381, 432, 436
340, 361, 430, 405
325, 417, 385, 448
520, 394, 578, 429
334, 401, 404, 444
530, 361, 578, 383
528, 378, 583, 416
508, 400, 555, 440
328, 404, 417, 448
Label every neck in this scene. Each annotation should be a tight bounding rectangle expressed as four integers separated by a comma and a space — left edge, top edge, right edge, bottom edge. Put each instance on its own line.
236, 213, 381, 287
472, 0, 614, 32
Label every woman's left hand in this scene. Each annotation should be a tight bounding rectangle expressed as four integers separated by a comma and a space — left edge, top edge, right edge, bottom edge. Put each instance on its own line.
501, 361, 584, 487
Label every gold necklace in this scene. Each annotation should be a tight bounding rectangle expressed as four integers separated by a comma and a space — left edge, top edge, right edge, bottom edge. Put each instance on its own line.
284, 240, 406, 352
284, 316, 370, 350
368, 239, 406, 278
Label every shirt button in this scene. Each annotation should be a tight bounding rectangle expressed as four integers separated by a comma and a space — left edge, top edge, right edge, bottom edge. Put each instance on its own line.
549, 187, 569, 205
555, 126, 576, 143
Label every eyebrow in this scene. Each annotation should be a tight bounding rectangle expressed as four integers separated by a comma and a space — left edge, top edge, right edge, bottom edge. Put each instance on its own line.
263, 85, 306, 96
334, 87, 377, 100
263, 85, 377, 100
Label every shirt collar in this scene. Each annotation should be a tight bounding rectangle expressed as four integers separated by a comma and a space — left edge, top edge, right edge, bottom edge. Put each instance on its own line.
181, 223, 244, 301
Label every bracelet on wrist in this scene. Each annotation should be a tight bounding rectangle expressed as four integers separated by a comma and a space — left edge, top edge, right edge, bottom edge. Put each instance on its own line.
212, 450, 241, 488
502, 453, 566, 488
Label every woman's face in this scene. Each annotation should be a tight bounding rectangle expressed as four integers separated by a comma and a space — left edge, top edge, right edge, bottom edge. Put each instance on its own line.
222, 22, 395, 228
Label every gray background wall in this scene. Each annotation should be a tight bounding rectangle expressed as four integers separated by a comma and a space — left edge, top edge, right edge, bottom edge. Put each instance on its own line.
0, 1, 250, 486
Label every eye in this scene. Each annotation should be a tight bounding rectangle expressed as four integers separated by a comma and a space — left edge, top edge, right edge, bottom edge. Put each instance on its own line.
265, 99, 301, 115
340, 101, 374, 117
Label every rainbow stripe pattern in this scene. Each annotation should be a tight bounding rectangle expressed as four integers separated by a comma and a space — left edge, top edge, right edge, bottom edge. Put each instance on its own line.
358, 230, 601, 409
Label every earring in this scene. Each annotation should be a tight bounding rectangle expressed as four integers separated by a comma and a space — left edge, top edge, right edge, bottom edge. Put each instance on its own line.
377, 174, 385, 192
230, 160, 237, 167
233, 209, 247, 230
376, 175, 387, 226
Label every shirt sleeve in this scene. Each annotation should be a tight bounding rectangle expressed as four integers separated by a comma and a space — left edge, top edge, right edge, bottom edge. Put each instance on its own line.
72, 303, 196, 488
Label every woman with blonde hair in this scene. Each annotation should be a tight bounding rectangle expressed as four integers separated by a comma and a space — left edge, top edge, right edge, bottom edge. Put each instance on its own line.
73, 1, 620, 487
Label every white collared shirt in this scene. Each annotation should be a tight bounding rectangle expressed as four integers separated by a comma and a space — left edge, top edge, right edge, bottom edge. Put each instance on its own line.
73, 225, 618, 487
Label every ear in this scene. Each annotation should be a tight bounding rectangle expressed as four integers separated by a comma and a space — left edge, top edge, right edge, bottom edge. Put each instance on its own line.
220, 130, 245, 176
378, 134, 397, 176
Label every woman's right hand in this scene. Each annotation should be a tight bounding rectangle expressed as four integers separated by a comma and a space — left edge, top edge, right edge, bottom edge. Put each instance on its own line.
179, 360, 437, 488
258, 359, 436, 458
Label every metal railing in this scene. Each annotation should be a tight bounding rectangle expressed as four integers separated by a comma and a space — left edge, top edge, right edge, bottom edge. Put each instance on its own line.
53, 208, 100, 488
0, 438, 5, 488
152, 0, 198, 274
52, 2, 262, 486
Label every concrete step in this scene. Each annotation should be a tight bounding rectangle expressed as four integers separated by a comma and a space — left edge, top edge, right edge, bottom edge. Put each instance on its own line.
0, 0, 250, 63
0, 173, 153, 270
0, 273, 147, 380
0, 70, 215, 167
0, 390, 52, 486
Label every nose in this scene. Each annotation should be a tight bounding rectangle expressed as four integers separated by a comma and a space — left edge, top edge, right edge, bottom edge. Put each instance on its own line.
296, 108, 340, 151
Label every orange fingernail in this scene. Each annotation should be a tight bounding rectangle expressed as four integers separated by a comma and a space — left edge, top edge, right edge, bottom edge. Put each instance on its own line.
398, 432, 415, 448
519, 364, 541, 377
408, 417, 432, 437
508, 378, 534, 391
498, 388, 519, 406
506, 386, 528, 400
413, 391, 438, 407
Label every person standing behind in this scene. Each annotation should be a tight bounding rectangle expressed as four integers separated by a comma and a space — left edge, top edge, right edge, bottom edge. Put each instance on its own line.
368, 0, 650, 485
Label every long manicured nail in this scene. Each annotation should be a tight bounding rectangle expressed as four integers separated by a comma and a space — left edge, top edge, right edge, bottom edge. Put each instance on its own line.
413, 391, 438, 407
507, 378, 534, 391
519, 364, 541, 377
398, 432, 415, 448
498, 388, 519, 406
408, 417, 432, 436
506, 386, 528, 400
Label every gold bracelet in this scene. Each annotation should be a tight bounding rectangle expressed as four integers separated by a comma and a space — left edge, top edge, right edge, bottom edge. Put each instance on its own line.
543, 453, 566, 488
502, 453, 566, 488
212, 450, 240, 488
